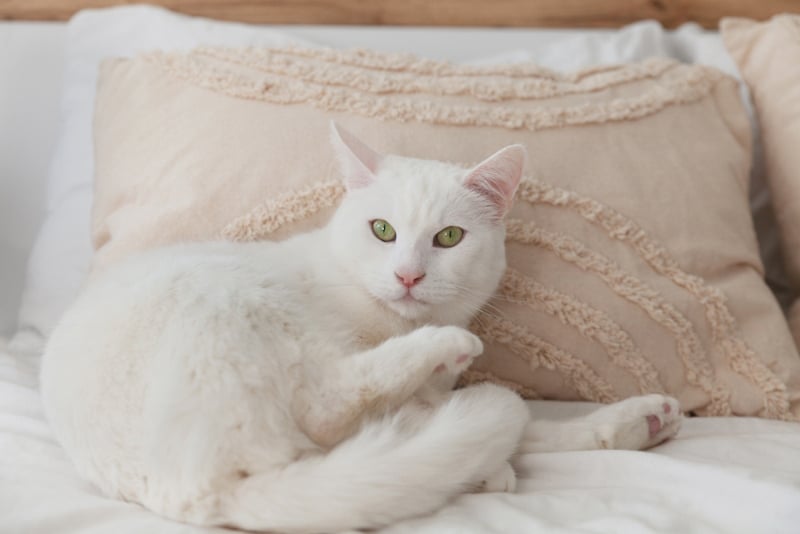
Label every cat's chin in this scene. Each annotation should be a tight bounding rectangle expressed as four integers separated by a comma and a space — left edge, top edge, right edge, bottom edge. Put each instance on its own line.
383, 295, 431, 320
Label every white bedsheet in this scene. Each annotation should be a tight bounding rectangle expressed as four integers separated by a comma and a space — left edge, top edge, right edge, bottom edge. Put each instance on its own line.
3, 333, 800, 534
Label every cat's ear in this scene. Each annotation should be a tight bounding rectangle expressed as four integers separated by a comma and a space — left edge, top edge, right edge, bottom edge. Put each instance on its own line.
330, 122, 383, 189
464, 144, 527, 219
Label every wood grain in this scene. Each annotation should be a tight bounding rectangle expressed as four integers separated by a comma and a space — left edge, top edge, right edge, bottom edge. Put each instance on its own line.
1, 0, 798, 28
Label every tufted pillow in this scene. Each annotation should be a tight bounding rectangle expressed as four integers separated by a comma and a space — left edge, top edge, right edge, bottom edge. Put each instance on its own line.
92, 47, 800, 419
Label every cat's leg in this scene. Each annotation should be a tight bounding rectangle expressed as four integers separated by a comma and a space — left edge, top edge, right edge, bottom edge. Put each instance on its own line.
387, 382, 528, 493
519, 394, 681, 453
296, 325, 482, 448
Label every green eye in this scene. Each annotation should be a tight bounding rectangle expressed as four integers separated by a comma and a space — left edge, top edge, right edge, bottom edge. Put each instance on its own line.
371, 219, 396, 242
435, 226, 464, 248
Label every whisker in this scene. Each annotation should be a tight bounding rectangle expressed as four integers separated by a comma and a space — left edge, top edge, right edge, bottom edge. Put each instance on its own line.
309, 274, 520, 325
436, 282, 513, 321
472, 306, 506, 323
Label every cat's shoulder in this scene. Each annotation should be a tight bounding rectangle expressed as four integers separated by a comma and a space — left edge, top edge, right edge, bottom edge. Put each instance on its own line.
91, 240, 289, 291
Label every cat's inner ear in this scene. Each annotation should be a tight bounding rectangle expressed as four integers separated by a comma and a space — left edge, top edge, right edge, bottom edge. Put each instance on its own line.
330, 122, 383, 189
464, 144, 527, 219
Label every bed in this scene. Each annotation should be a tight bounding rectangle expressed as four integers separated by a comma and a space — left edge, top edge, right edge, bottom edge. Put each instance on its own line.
2, 2, 800, 533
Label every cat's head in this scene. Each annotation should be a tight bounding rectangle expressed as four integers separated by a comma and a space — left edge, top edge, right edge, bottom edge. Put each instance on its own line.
328, 123, 526, 325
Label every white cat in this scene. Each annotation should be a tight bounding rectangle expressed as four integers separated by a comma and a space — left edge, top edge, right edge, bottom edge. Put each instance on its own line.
40, 123, 681, 533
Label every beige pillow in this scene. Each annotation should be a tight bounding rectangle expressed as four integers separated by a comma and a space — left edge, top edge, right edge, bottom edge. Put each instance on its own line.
92, 46, 800, 419
722, 15, 800, 348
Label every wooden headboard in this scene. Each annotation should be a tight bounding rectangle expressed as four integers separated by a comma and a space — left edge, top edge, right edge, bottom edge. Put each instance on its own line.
1, 0, 798, 28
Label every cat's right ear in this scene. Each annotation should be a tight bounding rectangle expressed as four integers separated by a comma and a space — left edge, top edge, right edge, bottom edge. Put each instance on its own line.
330, 122, 383, 190
464, 144, 527, 220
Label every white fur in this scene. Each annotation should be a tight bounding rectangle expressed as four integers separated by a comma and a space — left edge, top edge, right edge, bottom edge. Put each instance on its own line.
40, 125, 681, 533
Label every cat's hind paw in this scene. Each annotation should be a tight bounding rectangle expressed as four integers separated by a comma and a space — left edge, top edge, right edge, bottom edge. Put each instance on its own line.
591, 394, 682, 451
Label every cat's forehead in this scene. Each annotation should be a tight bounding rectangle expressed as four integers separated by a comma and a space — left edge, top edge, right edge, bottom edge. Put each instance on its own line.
370, 155, 473, 224
378, 155, 468, 198
379, 155, 467, 181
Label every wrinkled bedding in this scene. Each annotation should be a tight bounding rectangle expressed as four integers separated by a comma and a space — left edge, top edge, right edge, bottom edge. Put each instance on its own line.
3, 333, 799, 534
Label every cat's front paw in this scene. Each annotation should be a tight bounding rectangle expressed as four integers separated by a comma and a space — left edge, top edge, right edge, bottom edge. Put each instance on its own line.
590, 394, 681, 451
423, 326, 483, 374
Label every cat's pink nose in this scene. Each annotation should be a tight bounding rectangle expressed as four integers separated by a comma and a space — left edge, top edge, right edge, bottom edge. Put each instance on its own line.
395, 271, 425, 288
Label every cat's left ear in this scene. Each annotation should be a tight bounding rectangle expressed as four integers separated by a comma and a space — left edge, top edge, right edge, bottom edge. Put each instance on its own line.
330, 121, 383, 190
464, 144, 527, 219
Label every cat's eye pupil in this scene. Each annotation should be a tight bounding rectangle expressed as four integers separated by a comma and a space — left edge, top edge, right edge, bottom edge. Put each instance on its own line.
435, 226, 464, 248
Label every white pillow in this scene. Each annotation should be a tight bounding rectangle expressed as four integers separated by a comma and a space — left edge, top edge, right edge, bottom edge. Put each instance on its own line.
16, 4, 777, 342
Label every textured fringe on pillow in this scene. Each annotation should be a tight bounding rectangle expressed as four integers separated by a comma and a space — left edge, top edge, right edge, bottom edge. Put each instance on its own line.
517, 180, 792, 419
148, 49, 723, 132
194, 47, 678, 102
499, 268, 665, 395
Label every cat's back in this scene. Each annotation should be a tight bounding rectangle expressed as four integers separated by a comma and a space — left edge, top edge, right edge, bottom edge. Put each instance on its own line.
94, 239, 308, 300
40, 238, 321, 486
49, 241, 298, 348
44, 238, 316, 374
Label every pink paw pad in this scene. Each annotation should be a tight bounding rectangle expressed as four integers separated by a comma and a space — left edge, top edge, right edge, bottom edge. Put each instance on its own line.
663, 402, 671, 414
434, 364, 446, 373
455, 354, 470, 364
646, 414, 662, 437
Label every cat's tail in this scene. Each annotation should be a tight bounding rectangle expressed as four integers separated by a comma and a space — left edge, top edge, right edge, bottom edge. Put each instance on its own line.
219, 383, 528, 534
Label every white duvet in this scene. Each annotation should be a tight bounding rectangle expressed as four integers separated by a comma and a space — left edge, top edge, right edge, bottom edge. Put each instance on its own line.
3, 333, 800, 534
